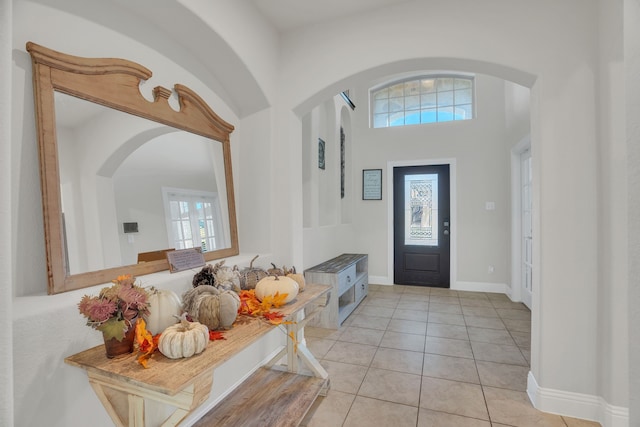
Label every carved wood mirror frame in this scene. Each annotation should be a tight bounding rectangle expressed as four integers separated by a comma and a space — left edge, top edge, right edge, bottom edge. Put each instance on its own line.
27, 42, 239, 294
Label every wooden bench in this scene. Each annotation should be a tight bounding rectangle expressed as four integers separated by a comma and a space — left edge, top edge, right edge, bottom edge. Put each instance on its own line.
65, 284, 331, 427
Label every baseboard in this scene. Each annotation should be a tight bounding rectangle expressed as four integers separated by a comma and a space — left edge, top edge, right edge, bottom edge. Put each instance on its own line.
368, 275, 392, 285
527, 371, 629, 427
452, 281, 508, 294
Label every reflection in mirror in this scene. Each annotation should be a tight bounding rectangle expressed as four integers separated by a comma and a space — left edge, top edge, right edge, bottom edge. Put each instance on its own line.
55, 93, 232, 276
27, 41, 239, 294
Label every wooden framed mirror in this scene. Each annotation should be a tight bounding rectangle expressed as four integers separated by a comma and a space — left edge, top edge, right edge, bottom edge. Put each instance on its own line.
27, 42, 239, 294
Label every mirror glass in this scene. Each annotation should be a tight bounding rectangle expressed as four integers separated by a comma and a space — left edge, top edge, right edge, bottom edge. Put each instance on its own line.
55, 93, 232, 275
27, 41, 239, 294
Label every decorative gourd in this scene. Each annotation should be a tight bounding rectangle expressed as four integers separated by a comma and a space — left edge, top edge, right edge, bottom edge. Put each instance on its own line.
267, 263, 284, 276
146, 287, 183, 335
182, 285, 240, 330
192, 264, 216, 288
236, 255, 269, 290
255, 275, 299, 304
158, 319, 209, 359
284, 266, 306, 292
213, 264, 241, 293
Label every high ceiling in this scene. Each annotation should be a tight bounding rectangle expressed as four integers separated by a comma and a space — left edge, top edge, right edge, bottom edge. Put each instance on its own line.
249, 0, 414, 32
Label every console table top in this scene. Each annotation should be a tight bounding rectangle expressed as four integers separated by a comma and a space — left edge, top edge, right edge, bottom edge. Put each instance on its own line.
305, 253, 367, 274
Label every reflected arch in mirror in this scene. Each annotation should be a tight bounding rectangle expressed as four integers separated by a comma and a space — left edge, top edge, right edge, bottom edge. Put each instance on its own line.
27, 42, 239, 294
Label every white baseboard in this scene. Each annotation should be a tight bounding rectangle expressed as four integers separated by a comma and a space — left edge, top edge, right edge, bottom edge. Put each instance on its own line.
452, 281, 508, 294
368, 275, 392, 285
528, 371, 629, 427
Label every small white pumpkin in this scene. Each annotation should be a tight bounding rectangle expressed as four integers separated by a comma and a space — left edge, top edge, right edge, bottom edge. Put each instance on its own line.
146, 287, 183, 335
158, 319, 209, 359
255, 275, 299, 304
284, 266, 306, 292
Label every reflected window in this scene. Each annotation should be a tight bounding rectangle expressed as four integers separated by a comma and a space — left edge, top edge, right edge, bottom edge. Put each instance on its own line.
162, 188, 224, 252
371, 74, 474, 128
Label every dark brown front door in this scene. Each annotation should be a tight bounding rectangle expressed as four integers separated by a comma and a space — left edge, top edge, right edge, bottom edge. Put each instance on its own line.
393, 164, 450, 287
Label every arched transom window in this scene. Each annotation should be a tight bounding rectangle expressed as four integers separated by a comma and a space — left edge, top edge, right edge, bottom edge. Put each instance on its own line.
371, 75, 474, 128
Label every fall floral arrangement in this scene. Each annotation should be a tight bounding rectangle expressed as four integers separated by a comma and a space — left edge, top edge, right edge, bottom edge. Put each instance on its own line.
78, 275, 151, 341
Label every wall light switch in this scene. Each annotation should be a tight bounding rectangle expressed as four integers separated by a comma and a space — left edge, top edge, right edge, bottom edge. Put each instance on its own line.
485, 201, 496, 211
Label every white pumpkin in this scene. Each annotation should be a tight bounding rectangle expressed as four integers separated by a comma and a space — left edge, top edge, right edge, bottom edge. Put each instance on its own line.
158, 319, 209, 359
146, 287, 183, 335
255, 275, 299, 304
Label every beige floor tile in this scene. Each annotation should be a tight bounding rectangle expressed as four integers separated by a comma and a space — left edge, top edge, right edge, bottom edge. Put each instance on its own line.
402, 286, 431, 295
462, 306, 500, 317
348, 313, 391, 330
305, 337, 335, 359
502, 318, 532, 333
459, 298, 495, 308
301, 389, 355, 427
467, 326, 516, 345
367, 291, 402, 301
323, 341, 378, 366
464, 315, 506, 330
428, 312, 466, 326
490, 299, 530, 310
343, 396, 419, 427
486, 293, 511, 301
304, 326, 343, 340
430, 288, 459, 296
510, 331, 531, 348
456, 291, 490, 300
470, 341, 529, 366
417, 408, 491, 427
496, 308, 531, 320
427, 323, 469, 340
338, 326, 385, 346
319, 360, 368, 394
475, 360, 529, 391
387, 318, 427, 335
359, 304, 396, 318
358, 367, 422, 406
419, 377, 489, 420
400, 293, 430, 302
430, 295, 460, 304
397, 300, 430, 311
365, 297, 400, 309
425, 336, 474, 359
393, 308, 430, 322
371, 347, 424, 375
429, 302, 463, 314
484, 386, 566, 426
562, 415, 602, 426
380, 330, 427, 352
422, 353, 480, 384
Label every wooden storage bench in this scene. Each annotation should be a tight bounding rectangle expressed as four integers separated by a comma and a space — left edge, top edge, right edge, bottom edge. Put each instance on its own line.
65, 284, 331, 427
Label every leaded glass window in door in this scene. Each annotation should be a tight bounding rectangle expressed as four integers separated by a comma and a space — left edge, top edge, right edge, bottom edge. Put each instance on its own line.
404, 174, 439, 246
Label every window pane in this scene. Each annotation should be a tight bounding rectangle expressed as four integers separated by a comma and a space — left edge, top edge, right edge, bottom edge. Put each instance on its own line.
373, 88, 389, 100
421, 79, 436, 93
389, 112, 404, 126
421, 93, 437, 108
374, 99, 389, 113
437, 78, 454, 91
455, 88, 472, 104
421, 109, 438, 123
389, 97, 404, 113
457, 104, 473, 119
438, 107, 455, 122
405, 111, 420, 125
388, 83, 404, 98
454, 78, 472, 89
438, 90, 454, 107
373, 114, 389, 128
404, 80, 420, 96
405, 95, 420, 110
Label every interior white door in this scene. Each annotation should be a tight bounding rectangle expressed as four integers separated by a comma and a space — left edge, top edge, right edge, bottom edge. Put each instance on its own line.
520, 149, 533, 309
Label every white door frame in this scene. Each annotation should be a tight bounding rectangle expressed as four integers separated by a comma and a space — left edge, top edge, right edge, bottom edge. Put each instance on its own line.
510, 135, 531, 306
386, 158, 457, 286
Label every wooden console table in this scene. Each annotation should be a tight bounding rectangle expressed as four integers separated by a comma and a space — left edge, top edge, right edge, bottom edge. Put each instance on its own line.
65, 284, 331, 427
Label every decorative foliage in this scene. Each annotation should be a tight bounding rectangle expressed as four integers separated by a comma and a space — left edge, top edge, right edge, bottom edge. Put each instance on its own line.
135, 318, 160, 368
77, 275, 150, 341
238, 289, 288, 325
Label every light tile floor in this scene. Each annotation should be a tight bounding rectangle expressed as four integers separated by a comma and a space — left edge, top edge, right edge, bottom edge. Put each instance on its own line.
301, 285, 601, 427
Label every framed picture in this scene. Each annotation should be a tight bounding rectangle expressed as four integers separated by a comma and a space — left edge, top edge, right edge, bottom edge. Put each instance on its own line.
318, 138, 325, 170
363, 169, 382, 200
